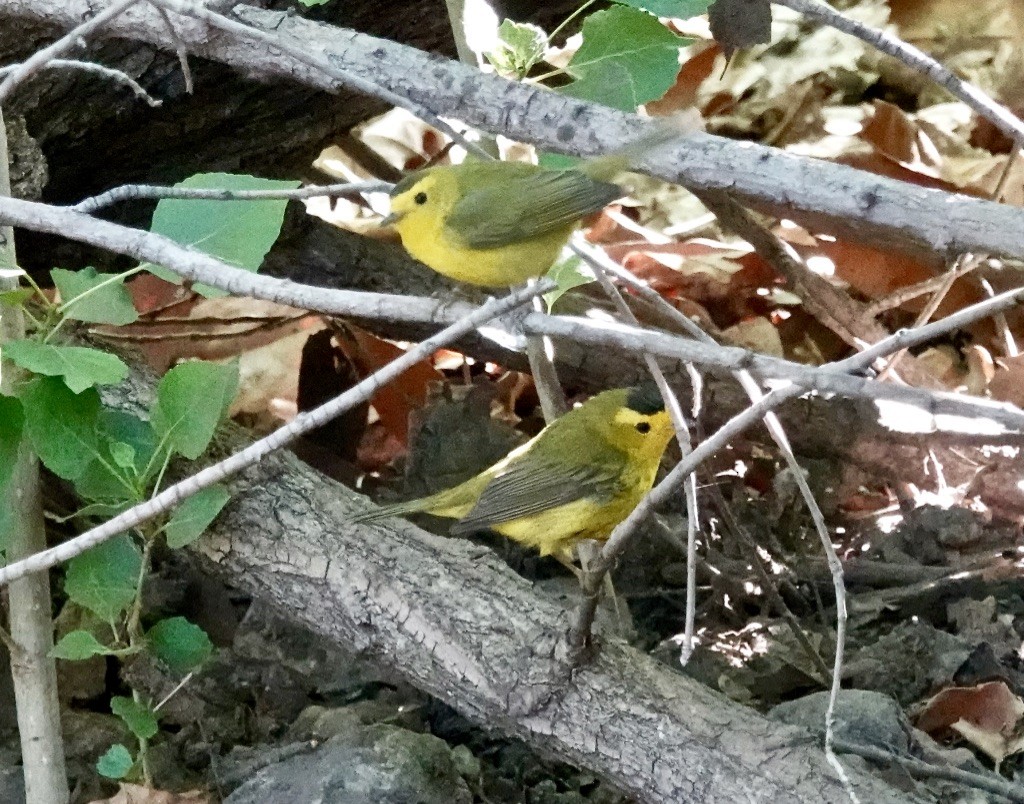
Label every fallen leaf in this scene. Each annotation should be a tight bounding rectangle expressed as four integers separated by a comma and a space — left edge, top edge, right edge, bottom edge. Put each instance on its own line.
916, 680, 1024, 767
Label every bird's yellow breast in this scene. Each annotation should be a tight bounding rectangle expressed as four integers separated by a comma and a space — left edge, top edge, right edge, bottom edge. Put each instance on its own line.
397, 213, 572, 287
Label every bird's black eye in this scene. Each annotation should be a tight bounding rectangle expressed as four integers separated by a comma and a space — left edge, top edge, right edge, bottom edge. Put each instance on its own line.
635, 421, 651, 434
414, 191, 428, 205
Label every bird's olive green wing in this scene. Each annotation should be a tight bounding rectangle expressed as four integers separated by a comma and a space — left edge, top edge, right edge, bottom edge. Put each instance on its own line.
449, 457, 622, 536
446, 169, 623, 249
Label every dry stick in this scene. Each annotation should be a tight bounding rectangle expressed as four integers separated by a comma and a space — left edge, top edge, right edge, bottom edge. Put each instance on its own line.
149, 0, 492, 161
0, 59, 161, 106
711, 485, 831, 681
4, 191, 1024, 427
0, 0, 144, 103
980, 278, 1019, 358
0, 195, 479, 326
878, 254, 983, 381
525, 288, 569, 422
688, 193, 858, 786
833, 740, 1024, 804
0, 110, 69, 804
880, 145, 1019, 378
571, 237, 852, 792
577, 243, 702, 658
524, 312, 1024, 433
863, 260, 980, 318
0, 282, 549, 587
774, 0, 1024, 147
148, 0, 193, 93
73, 180, 394, 214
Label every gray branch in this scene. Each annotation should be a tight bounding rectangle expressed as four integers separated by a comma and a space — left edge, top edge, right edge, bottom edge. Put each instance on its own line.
2, 0, 1021, 266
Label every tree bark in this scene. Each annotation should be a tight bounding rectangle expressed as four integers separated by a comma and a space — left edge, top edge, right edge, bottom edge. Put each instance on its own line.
97, 369, 921, 804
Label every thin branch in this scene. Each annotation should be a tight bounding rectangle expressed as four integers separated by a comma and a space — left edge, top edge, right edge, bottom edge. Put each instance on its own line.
0, 282, 551, 587
0, 0, 144, 103
73, 180, 393, 214
0, 59, 161, 106
148, 0, 193, 93
879, 254, 982, 380
0, 107, 69, 804
570, 234, 847, 774
524, 313, 1024, 433
0, 195, 476, 325
571, 243, 701, 656
834, 740, 1024, 804
149, 0, 492, 160
774, 0, 1024, 148
862, 260, 979, 318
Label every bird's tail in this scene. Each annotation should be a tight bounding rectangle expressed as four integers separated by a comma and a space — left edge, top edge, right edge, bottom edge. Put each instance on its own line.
349, 496, 431, 525
582, 112, 701, 181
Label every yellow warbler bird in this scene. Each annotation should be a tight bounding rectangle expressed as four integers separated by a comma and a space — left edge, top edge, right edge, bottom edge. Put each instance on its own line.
381, 126, 685, 287
352, 384, 673, 562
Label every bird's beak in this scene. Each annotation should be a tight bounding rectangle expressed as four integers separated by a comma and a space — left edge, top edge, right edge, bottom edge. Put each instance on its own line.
380, 211, 402, 227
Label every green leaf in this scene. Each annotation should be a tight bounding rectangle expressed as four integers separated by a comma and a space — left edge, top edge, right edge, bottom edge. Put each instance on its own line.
64, 534, 141, 623
148, 173, 300, 296
562, 6, 687, 111
4, 340, 129, 393
0, 397, 20, 554
111, 696, 158, 741
0, 395, 24, 498
110, 441, 136, 470
611, 0, 713, 17
147, 617, 214, 674
0, 288, 34, 307
50, 630, 114, 660
297, 0, 331, 4
151, 360, 238, 460
20, 377, 101, 481
96, 744, 134, 780
544, 256, 595, 310
486, 20, 547, 77
51, 267, 139, 325
165, 485, 231, 549
75, 410, 159, 504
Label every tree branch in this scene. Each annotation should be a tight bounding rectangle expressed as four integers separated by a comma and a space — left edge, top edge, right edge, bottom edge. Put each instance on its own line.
3, 1, 1024, 265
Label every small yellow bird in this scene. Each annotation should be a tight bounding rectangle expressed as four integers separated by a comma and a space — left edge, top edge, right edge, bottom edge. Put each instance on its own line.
352, 384, 674, 562
382, 160, 623, 287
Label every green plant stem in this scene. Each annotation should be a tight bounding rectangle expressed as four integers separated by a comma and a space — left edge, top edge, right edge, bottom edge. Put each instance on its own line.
0, 108, 69, 804
125, 534, 154, 644
548, 0, 596, 45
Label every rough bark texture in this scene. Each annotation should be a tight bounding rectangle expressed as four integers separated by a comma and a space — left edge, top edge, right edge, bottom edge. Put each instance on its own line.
126, 399, 916, 803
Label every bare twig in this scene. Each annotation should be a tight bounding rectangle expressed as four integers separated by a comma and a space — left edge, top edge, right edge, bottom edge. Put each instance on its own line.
774, 0, 1024, 148
73, 180, 393, 214
878, 254, 983, 380
0, 282, 551, 587
149, 0, 492, 160
863, 260, 979, 318
980, 277, 1018, 357
834, 740, 1024, 804
0, 59, 161, 106
148, 0, 193, 93
570, 242, 701, 657
0, 0, 144, 103
0, 195, 477, 325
